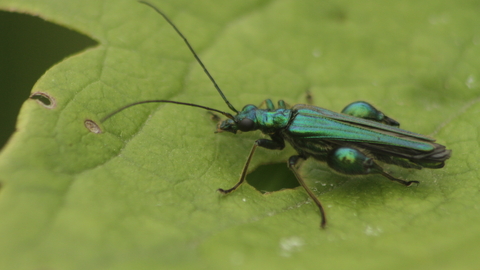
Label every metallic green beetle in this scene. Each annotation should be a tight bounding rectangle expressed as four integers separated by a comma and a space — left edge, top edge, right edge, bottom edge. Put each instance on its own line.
214, 100, 450, 228
102, 1, 451, 228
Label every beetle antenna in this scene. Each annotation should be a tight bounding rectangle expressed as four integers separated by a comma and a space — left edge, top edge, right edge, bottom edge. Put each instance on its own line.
100, 100, 235, 123
138, 1, 239, 113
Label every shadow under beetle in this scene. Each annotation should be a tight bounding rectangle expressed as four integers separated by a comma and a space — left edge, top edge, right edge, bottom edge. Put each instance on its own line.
101, 1, 452, 228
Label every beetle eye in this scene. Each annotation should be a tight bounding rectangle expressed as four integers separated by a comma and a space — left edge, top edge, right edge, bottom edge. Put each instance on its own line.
237, 118, 255, 132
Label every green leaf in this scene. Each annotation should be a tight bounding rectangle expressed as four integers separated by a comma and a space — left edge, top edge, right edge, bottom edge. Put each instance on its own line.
1, 0, 479, 269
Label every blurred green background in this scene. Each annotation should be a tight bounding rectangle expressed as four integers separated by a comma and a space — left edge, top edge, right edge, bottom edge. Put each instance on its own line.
0, 11, 96, 149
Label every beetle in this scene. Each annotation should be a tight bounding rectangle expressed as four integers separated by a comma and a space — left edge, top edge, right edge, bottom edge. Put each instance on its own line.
101, 1, 451, 228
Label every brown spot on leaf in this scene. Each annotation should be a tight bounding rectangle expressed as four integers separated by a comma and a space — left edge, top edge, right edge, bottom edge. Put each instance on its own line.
84, 119, 102, 134
30, 92, 56, 109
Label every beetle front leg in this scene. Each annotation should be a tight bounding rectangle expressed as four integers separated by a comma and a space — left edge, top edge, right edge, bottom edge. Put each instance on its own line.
327, 147, 419, 186
258, 99, 276, 111
218, 135, 285, 194
341, 101, 400, 127
208, 111, 222, 123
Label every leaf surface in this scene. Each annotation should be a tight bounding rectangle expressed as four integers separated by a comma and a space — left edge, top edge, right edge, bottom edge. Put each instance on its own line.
0, 0, 479, 269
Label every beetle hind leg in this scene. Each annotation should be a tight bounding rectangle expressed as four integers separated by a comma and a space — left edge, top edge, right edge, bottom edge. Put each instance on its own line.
379, 171, 419, 186
341, 101, 400, 127
326, 147, 420, 186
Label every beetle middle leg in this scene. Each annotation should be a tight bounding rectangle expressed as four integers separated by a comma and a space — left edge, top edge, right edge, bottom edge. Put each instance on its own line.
305, 90, 314, 105
288, 155, 327, 228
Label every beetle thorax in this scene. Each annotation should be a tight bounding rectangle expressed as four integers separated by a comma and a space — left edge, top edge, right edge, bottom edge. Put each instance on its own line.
217, 104, 292, 134
256, 109, 292, 134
